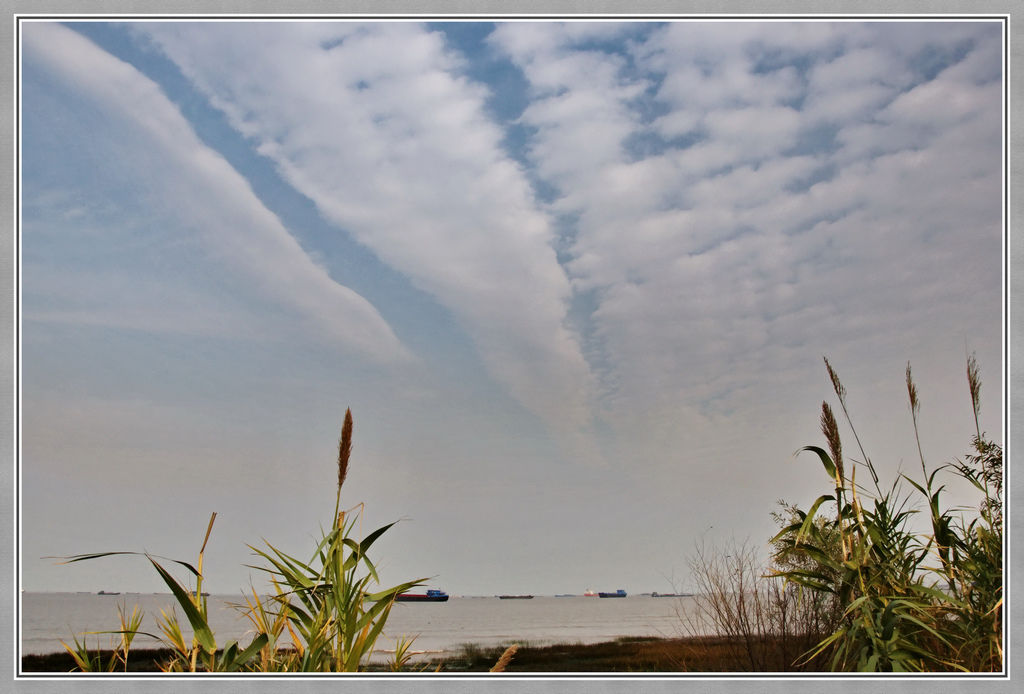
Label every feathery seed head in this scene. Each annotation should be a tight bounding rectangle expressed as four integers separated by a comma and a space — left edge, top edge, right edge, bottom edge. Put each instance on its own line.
820, 401, 844, 485
824, 357, 846, 404
338, 408, 353, 493
967, 351, 982, 423
490, 644, 519, 673
906, 362, 920, 417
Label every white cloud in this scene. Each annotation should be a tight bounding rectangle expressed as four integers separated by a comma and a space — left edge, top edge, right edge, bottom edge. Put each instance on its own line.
22, 21, 411, 363
885, 69, 998, 128
137, 21, 595, 431
19, 19, 1004, 598
492, 20, 1002, 463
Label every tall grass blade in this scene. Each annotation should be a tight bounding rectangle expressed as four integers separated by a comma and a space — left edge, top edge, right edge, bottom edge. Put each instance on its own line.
146, 556, 217, 654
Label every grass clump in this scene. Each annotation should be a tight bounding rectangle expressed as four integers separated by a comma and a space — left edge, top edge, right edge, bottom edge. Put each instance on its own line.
771, 355, 1003, 672
50, 409, 426, 673
671, 354, 1003, 674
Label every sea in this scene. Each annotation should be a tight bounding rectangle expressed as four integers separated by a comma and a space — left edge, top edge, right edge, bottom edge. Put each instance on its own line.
20, 592, 698, 662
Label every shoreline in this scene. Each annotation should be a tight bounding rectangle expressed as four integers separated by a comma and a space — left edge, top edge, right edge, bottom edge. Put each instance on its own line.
20, 634, 829, 673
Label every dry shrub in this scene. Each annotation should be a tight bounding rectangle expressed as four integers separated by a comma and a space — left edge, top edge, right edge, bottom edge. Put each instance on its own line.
672, 536, 835, 672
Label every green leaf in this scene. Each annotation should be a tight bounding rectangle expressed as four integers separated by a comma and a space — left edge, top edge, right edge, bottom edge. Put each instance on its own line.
794, 494, 836, 545
147, 555, 217, 654
912, 583, 966, 607
223, 634, 269, 672
365, 578, 425, 603
51, 551, 202, 578
798, 445, 838, 482
221, 641, 239, 669
879, 600, 898, 642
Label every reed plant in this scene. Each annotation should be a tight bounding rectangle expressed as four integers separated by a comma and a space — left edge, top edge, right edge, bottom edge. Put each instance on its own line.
56, 511, 269, 673
243, 507, 422, 672
772, 356, 1003, 672
54, 408, 425, 673
59, 602, 146, 672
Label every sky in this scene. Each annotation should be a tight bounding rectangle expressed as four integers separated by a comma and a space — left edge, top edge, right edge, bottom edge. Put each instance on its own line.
18, 18, 1005, 597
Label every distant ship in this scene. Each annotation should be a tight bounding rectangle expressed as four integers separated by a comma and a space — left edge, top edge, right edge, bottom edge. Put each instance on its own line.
396, 589, 449, 602
598, 589, 627, 598
583, 589, 598, 597
97, 591, 120, 596
498, 595, 533, 599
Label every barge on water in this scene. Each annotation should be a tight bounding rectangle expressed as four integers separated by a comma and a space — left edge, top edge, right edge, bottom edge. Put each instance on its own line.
395, 589, 449, 602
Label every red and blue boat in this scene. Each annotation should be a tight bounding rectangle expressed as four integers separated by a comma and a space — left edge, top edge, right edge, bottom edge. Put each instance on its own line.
396, 589, 449, 602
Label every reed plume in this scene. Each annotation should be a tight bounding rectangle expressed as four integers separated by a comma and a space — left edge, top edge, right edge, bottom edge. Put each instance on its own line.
824, 356, 846, 403
967, 351, 982, 439
822, 357, 875, 485
906, 363, 927, 474
490, 644, 519, 673
820, 399, 847, 560
334, 408, 353, 522
820, 401, 843, 487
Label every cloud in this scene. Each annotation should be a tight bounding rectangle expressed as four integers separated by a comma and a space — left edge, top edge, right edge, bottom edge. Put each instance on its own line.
27, 19, 1001, 488
136, 21, 595, 430
21, 21, 412, 363
490, 20, 1003, 452
19, 19, 1004, 598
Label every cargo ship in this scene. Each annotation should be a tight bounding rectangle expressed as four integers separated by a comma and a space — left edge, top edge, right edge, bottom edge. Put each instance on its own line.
598, 589, 627, 598
498, 595, 533, 599
395, 589, 449, 602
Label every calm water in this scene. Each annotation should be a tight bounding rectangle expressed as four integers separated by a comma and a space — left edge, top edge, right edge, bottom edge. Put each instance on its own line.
21, 592, 697, 660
